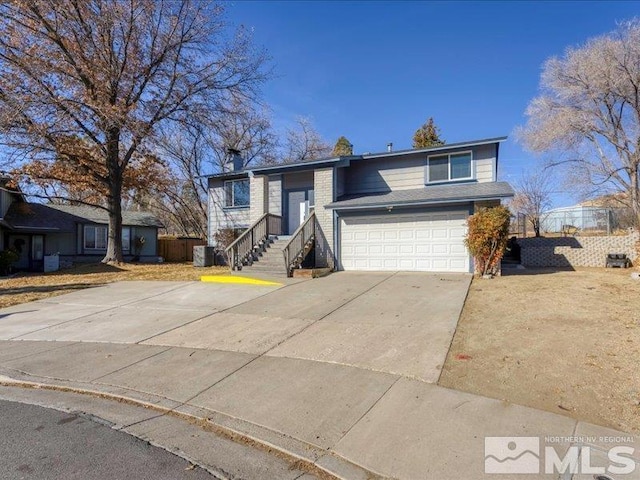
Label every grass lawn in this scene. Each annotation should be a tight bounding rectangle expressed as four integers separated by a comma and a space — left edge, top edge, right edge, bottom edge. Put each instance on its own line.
0, 262, 228, 308
439, 267, 640, 433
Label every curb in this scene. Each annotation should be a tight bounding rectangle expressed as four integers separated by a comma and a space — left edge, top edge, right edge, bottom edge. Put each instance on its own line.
0, 372, 389, 480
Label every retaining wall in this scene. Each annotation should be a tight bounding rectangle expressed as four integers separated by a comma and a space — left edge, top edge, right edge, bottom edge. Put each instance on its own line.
519, 231, 639, 268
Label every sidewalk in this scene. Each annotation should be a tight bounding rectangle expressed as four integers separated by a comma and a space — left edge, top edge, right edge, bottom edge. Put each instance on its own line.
1, 338, 637, 480
0, 276, 637, 479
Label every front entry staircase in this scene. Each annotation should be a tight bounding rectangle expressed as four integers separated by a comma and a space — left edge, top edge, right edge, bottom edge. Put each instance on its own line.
225, 212, 317, 277
241, 236, 290, 276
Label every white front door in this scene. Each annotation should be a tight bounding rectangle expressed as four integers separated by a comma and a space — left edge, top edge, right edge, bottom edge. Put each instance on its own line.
299, 200, 308, 226
340, 210, 470, 272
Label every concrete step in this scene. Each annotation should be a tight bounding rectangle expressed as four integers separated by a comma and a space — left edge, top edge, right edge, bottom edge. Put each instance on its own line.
255, 251, 284, 259
246, 266, 287, 273
250, 261, 286, 268
244, 267, 287, 276
261, 247, 286, 253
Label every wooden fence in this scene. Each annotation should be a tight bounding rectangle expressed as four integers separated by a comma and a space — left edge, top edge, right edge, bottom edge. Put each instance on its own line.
158, 237, 206, 262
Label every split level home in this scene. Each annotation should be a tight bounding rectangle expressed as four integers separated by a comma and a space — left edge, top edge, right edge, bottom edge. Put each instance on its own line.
0, 178, 162, 271
206, 137, 515, 276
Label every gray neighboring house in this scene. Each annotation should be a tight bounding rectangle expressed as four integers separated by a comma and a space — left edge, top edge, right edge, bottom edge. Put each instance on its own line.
0, 180, 162, 271
207, 137, 514, 275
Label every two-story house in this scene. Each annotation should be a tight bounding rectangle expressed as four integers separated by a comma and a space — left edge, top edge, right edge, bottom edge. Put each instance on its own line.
207, 137, 514, 276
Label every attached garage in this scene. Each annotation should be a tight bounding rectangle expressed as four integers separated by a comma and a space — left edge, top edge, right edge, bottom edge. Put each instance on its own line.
339, 209, 471, 273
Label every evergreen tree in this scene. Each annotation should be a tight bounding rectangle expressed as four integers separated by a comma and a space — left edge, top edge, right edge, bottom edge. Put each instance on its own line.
332, 136, 353, 156
413, 118, 445, 149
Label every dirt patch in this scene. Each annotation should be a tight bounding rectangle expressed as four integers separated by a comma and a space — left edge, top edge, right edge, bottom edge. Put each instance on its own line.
439, 267, 640, 433
0, 263, 227, 308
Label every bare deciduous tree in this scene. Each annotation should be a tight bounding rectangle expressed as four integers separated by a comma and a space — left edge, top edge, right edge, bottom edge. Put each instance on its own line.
151, 100, 277, 237
510, 170, 555, 237
518, 20, 640, 228
0, 0, 268, 262
283, 117, 331, 163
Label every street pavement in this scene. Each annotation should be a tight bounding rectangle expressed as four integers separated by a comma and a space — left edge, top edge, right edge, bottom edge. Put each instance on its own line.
0, 399, 213, 480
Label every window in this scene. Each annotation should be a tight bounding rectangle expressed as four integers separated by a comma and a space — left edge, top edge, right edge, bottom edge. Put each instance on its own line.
224, 179, 250, 208
84, 226, 130, 251
427, 152, 472, 183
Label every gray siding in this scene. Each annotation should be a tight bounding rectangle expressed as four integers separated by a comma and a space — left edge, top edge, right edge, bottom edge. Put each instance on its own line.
283, 171, 314, 190
207, 179, 250, 245
345, 155, 425, 194
335, 167, 346, 198
343, 145, 498, 196
46, 232, 76, 255
473, 144, 497, 183
268, 175, 282, 216
0, 189, 13, 218
131, 226, 158, 256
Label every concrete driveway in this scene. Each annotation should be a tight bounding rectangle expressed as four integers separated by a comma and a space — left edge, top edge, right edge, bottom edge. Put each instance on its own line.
0, 272, 470, 382
2, 273, 633, 480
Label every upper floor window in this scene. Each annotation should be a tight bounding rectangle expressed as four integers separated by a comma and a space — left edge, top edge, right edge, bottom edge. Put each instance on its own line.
224, 179, 250, 207
427, 152, 472, 183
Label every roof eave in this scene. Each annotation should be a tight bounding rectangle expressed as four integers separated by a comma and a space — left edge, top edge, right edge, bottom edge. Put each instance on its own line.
248, 157, 351, 175
361, 136, 508, 160
326, 193, 514, 211
200, 136, 508, 178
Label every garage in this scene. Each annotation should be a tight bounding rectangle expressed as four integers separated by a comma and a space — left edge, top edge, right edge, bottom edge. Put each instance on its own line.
339, 210, 470, 272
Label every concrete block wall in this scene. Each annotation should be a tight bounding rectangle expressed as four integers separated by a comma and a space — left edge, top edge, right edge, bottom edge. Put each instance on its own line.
314, 167, 335, 269
520, 231, 639, 268
249, 175, 268, 225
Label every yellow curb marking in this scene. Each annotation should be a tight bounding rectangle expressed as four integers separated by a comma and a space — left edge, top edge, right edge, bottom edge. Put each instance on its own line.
200, 275, 282, 286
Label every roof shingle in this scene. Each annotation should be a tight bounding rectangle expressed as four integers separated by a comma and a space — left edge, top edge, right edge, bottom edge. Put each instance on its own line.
326, 181, 514, 210
3, 202, 163, 231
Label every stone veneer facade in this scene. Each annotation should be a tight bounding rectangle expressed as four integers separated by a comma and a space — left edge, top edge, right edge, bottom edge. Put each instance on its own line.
249, 175, 268, 225
313, 167, 335, 269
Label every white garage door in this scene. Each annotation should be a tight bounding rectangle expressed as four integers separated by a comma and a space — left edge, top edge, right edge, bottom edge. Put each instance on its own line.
340, 211, 470, 272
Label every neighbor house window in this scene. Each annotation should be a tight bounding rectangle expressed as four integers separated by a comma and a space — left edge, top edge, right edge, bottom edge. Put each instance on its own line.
427, 152, 472, 183
84, 226, 130, 251
224, 179, 250, 207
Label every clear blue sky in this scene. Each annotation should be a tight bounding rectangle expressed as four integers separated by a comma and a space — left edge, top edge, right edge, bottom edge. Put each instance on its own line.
225, 1, 640, 207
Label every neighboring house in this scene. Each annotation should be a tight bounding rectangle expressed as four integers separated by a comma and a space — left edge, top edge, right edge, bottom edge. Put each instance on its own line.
0, 180, 162, 271
206, 137, 514, 275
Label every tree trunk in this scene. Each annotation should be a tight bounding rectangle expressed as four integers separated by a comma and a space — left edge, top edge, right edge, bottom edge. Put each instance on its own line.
532, 217, 541, 237
102, 128, 124, 264
104, 191, 124, 264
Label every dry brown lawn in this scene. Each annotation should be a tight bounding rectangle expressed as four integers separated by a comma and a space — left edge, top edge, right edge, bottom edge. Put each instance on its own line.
0, 262, 227, 308
439, 267, 640, 433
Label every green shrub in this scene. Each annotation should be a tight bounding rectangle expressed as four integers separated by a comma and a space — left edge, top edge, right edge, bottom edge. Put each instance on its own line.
464, 206, 511, 277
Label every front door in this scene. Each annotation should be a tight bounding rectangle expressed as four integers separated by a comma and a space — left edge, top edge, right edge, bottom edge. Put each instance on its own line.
286, 189, 314, 234
7, 234, 30, 270
6, 234, 45, 271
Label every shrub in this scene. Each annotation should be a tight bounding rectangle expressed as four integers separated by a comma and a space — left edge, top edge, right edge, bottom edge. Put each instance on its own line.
0, 248, 19, 276
465, 206, 511, 277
